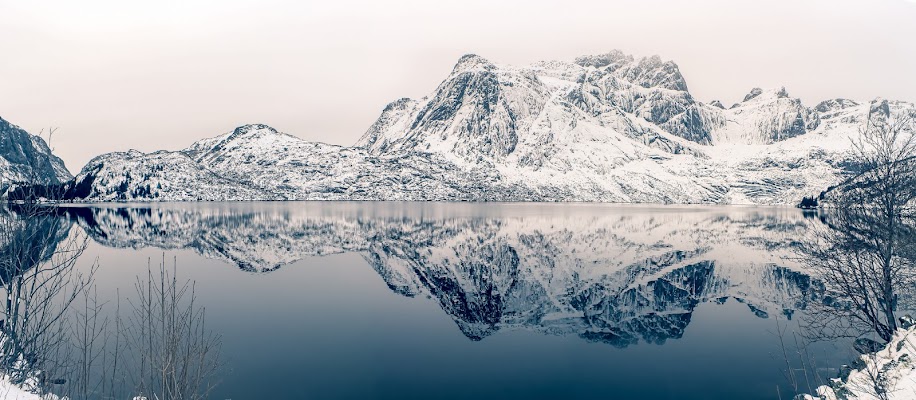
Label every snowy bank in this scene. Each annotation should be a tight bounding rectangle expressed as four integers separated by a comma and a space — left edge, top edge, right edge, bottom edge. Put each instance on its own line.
804, 318, 916, 400
0, 377, 45, 400
0, 334, 57, 400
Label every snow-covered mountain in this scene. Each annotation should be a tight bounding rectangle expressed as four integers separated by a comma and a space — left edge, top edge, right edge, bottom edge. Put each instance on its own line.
0, 117, 71, 192
807, 100, 916, 208
58, 51, 916, 204
53, 204, 823, 345
68, 124, 537, 201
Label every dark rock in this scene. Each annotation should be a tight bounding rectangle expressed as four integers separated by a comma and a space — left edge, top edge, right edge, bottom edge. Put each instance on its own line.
854, 337, 885, 354
743, 88, 764, 102
899, 314, 916, 329
838, 364, 854, 381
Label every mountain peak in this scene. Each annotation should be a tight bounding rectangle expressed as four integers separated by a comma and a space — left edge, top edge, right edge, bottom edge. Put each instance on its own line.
574, 50, 634, 68
451, 54, 495, 74
383, 98, 414, 113
815, 98, 859, 113
743, 88, 765, 102
869, 98, 891, 119
741, 87, 791, 103
183, 123, 292, 162
629, 55, 687, 91
575, 51, 688, 91
227, 124, 279, 139
642, 54, 665, 66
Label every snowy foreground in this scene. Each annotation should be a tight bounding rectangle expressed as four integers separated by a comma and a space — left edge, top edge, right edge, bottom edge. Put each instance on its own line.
805, 322, 916, 400
0, 379, 45, 400
0, 334, 53, 400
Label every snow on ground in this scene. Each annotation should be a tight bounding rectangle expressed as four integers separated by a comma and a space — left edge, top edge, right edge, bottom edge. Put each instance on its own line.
0, 333, 57, 400
805, 321, 916, 400
0, 376, 50, 400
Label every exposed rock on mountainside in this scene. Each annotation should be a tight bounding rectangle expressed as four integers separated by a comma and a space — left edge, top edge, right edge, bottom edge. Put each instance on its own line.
47, 51, 916, 204
0, 117, 71, 191
709, 87, 821, 145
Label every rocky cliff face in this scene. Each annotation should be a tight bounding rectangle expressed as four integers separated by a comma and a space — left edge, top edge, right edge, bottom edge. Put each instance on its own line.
706, 87, 821, 145
0, 117, 71, 192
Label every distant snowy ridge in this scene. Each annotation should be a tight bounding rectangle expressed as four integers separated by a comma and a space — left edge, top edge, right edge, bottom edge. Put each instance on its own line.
51, 51, 916, 203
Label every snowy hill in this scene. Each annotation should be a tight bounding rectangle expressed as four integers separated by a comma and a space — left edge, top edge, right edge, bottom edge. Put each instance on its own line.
0, 117, 71, 192
69, 124, 539, 201
57, 51, 916, 204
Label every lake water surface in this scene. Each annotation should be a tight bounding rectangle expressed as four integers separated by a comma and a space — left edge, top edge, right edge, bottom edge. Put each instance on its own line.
37, 203, 854, 399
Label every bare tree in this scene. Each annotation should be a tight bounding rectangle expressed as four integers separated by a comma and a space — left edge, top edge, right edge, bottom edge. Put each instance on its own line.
48, 258, 224, 400
1, 184, 222, 399
801, 101, 916, 343
0, 192, 95, 394
846, 103, 916, 214
38, 128, 58, 154
123, 259, 222, 400
802, 209, 916, 342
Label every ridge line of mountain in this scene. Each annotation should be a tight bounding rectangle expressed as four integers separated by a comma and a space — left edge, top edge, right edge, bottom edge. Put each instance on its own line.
4, 50, 915, 204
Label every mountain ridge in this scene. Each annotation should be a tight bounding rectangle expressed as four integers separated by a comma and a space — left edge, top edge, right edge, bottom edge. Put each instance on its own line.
15, 50, 916, 204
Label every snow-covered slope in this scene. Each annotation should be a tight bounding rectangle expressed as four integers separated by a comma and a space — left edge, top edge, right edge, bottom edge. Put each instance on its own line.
0, 117, 71, 192
69, 125, 542, 201
707, 87, 820, 145
56, 204, 822, 345
73, 149, 264, 201
59, 51, 916, 204
182, 124, 537, 200
805, 320, 916, 400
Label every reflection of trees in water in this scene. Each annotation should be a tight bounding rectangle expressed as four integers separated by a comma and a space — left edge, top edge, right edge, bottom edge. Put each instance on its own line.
0, 203, 92, 394
0, 204, 222, 399
83, 263, 222, 400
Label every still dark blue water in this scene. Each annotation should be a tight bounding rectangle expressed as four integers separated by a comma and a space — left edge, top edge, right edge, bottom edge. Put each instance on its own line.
51, 202, 850, 399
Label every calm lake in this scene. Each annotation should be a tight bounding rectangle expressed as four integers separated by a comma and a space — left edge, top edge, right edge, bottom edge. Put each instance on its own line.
28, 202, 854, 399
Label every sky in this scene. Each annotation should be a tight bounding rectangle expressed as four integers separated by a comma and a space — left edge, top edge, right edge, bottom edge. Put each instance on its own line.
1, 0, 915, 173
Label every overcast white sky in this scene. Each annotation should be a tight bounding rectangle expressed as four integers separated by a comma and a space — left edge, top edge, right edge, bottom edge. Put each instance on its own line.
1, 0, 914, 172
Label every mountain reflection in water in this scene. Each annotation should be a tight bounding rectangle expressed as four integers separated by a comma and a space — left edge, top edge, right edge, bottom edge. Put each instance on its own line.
52, 203, 822, 348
